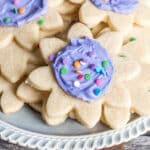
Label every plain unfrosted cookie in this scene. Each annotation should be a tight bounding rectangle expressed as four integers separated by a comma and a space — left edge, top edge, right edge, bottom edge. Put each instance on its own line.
0, 42, 43, 83
0, 76, 24, 114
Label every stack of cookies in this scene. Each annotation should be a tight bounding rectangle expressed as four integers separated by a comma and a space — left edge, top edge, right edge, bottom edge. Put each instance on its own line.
0, 0, 150, 129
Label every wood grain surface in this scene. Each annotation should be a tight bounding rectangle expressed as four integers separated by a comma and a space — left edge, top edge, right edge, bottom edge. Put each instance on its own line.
0, 135, 150, 150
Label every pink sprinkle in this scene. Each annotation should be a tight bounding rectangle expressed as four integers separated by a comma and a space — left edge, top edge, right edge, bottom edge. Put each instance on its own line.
78, 74, 84, 80
96, 79, 102, 86
14, 0, 19, 5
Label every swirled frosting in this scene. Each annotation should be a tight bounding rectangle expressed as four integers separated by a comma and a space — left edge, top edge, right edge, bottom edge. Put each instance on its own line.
53, 38, 114, 102
0, 0, 48, 26
91, 0, 139, 14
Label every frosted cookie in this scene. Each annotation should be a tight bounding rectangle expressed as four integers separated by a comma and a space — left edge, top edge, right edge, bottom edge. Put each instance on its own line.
26, 25, 141, 129
0, 0, 64, 50
79, 0, 150, 34
0, 0, 47, 27
0, 76, 24, 114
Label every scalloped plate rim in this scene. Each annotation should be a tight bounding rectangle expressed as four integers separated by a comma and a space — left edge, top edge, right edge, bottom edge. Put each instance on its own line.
0, 116, 150, 149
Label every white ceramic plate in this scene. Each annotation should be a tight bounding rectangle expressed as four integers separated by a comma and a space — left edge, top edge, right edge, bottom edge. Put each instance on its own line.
0, 106, 150, 150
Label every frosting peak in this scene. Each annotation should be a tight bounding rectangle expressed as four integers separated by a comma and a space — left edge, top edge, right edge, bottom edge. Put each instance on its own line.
53, 38, 114, 102
91, 0, 139, 14
0, 0, 48, 27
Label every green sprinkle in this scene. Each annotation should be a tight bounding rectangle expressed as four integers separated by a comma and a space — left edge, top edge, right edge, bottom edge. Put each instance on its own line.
102, 60, 109, 68
13, 8, 18, 14
118, 54, 127, 58
130, 37, 136, 42
4, 17, 11, 23
38, 19, 44, 26
148, 89, 150, 92
61, 67, 68, 75
85, 74, 91, 80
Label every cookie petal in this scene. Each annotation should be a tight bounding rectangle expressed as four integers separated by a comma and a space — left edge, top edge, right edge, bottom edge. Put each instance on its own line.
46, 87, 74, 117
75, 100, 102, 128
17, 82, 43, 103
103, 106, 130, 129
0, 27, 13, 49
15, 23, 39, 51
130, 86, 150, 116
108, 12, 134, 35
97, 31, 123, 55
113, 56, 141, 82
40, 38, 67, 63
104, 83, 131, 108
55, 1, 79, 14
28, 66, 54, 91
40, 9, 63, 31
43, 111, 67, 126
67, 22, 93, 40
79, 0, 107, 28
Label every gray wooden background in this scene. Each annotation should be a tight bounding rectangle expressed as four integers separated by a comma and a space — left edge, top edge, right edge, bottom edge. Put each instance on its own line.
0, 135, 150, 150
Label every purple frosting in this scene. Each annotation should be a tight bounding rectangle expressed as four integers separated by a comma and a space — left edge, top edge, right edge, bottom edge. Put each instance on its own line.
53, 38, 114, 102
91, 0, 139, 14
0, 0, 48, 26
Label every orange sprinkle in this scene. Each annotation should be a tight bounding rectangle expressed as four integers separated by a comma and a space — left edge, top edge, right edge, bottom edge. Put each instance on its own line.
76, 70, 82, 74
19, 7, 26, 14
74, 61, 81, 68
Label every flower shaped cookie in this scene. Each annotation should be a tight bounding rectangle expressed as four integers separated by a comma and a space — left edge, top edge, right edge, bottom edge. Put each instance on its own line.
16, 23, 143, 129
0, 0, 64, 51
79, 0, 150, 35
0, 41, 44, 83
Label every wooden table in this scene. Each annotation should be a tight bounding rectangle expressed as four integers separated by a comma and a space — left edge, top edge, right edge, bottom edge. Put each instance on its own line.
0, 135, 150, 150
